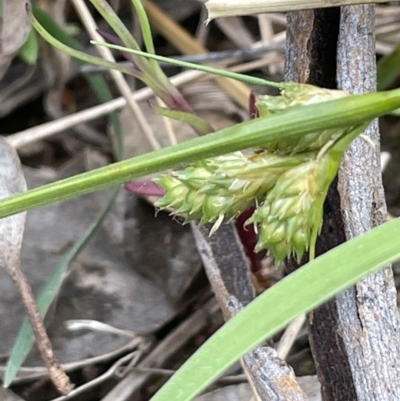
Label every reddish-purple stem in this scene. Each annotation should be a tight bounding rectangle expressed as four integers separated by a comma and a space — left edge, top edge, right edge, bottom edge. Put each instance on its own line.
96, 29, 141, 72
234, 92, 264, 272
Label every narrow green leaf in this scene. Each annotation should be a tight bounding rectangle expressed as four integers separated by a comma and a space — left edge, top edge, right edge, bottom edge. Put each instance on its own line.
153, 106, 214, 135
129, 0, 156, 54
91, 41, 283, 89
27, 4, 137, 78
31, 5, 76, 51
377, 44, 400, 91
129, 0, 162, 74
18, 27, 39, 65
151, 217, 400, 401
89, 0, 140, 52
0, 89, 400, 219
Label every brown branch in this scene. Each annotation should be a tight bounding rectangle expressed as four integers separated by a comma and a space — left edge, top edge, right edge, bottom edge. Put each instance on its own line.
192, 223, 307, 401
335, 4, 400, 399
8, 263, 73, 395
285, 11, 360, 399
285, 5, 400, 400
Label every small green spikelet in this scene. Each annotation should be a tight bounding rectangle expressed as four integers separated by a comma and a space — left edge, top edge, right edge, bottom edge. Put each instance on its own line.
255, 83, 361, 155
155, 83, 371, 264
155, 151, 310, 233
246, 152, 339, 264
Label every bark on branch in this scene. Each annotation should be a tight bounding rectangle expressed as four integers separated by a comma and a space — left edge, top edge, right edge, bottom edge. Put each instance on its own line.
285, 6, 400, 400
192, 223, 307, 400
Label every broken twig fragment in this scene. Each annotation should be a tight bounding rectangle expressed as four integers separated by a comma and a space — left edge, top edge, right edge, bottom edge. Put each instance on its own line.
206, 0, 392, 20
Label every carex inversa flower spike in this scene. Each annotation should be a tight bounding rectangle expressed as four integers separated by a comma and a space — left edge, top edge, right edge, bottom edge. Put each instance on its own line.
156, 83, 370, 263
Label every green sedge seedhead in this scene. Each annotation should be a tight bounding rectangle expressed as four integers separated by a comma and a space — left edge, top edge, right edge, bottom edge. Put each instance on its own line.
255, 83, 355, 155
246, 152, 338, 264
256, 83, 349, 115
155, 151, 307, 232
155, 83, 371, 265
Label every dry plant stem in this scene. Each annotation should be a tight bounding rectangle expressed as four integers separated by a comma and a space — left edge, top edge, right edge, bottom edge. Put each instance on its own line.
100, 298, 219, 401
335, 4, 400, 399
206, 0, 391, 19
380, 151, 390, 172
230, 58, 282, 74
143, 0, 251, 109
258, 14, 279, 75
70, 0, 161, 150
0, 337, 144, 384
51, 351, 142, 401
8, 263, 73, 395
191, 223, 307, 401
276, 314, 306, 360
117, 367, 247, 384
215, 17, 254, 49
156, 98, 178, 145
0, 387, 26, 401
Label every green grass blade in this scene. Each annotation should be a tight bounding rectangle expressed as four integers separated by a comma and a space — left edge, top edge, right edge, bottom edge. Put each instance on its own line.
27, 5, 137, 78
91, 41, 283, 88
89, 0, 140, 51
130, 0, 156, 55
32, 5, 79, 51
18, 27, 39, 65
150, 217, 400, 401
0, 89, 400, 219
128, 0, 166, 75
153, 107, 214, 135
